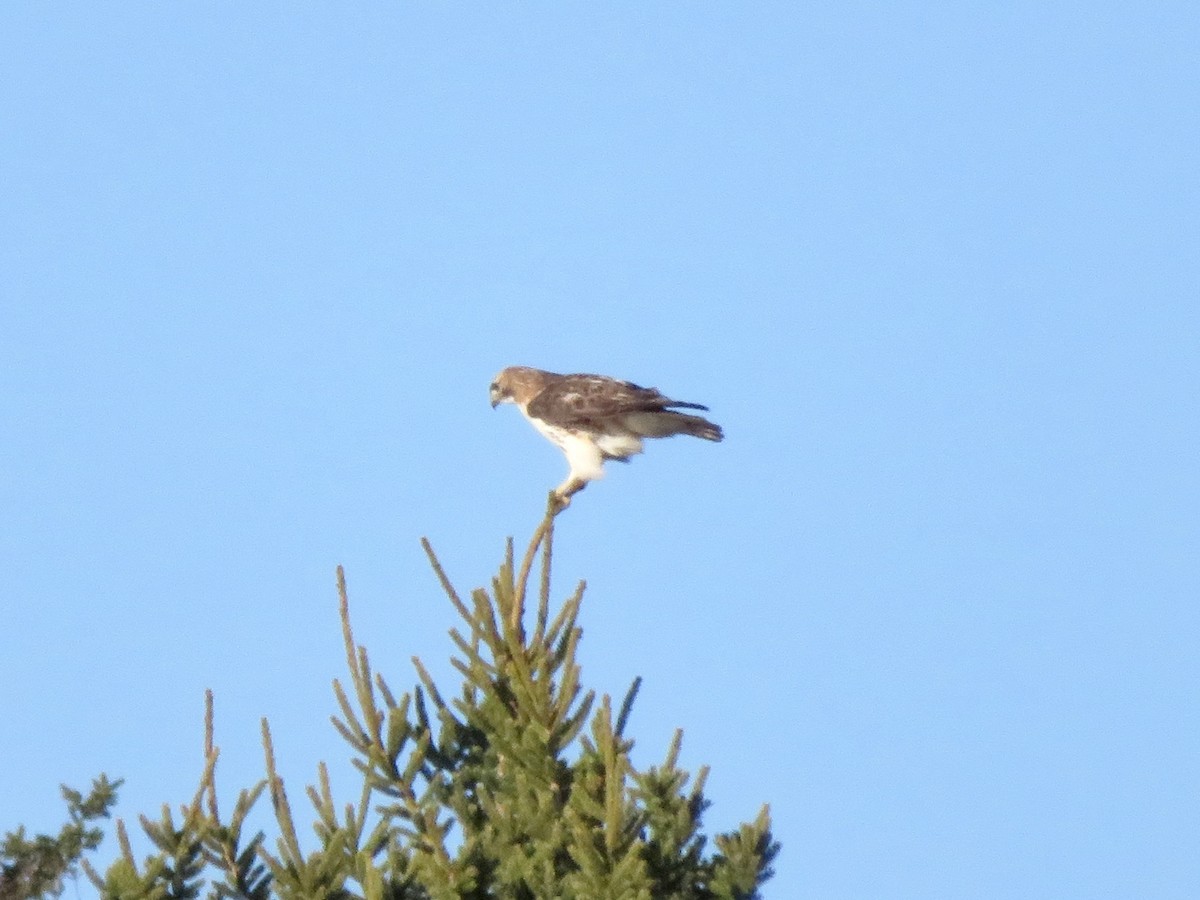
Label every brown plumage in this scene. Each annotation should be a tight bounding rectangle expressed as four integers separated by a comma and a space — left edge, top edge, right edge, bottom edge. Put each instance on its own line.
489, 366, 723, 504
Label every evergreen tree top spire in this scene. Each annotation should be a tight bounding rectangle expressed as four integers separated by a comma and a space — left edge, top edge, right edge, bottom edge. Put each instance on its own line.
7, 493, 778, 899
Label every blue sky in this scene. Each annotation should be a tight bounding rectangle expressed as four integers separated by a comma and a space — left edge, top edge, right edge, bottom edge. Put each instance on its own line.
2, 3, 1197, 897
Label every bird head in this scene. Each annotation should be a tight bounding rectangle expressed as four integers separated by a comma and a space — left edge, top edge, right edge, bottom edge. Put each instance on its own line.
490, 366, 547, 408
489, 371, 513, 408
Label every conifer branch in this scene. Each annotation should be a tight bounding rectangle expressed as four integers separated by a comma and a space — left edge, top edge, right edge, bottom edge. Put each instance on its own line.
338, 566, 385, 751
513, 493, 560, 635
307, 762, 337, 840
664, 729, 682, 769
421, 538, 472, 624
375, 671, 399, 709
331, 679, 370, 751
357, 646, 385, 749
545, 580, 586, 654
616, 677, 642, 738
260, 719, 303, 871
202, 690, 221, 825
337, 565, 357, 676
2, 775, 122, 898
693, 764, 710, 800
536, 505, 554, 641
116, 818, 134, 866
410, 656, 447, 713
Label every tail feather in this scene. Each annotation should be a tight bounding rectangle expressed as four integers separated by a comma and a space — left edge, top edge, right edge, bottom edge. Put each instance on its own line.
622, 410, 724, 442
677, 413, 723, 442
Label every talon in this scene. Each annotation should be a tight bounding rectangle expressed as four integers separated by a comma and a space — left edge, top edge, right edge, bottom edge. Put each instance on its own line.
553, 478, 586, 510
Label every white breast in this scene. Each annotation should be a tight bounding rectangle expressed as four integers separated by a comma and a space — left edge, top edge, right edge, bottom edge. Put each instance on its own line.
523, 412, 606, 483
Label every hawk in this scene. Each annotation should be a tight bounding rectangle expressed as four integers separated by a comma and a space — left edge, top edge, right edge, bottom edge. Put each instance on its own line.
489, 366, 723, 504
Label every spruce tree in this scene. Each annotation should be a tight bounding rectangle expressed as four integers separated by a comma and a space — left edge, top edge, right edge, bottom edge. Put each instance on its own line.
1, 777, 121, 900
14, 498, 779, 899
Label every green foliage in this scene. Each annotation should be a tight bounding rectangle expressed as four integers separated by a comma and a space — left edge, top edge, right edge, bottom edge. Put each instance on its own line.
1, 775, 122, 900
13, 498, 780, 899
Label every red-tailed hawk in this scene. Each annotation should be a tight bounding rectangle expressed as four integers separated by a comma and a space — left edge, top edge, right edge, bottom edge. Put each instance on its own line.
489, 366, 723, 504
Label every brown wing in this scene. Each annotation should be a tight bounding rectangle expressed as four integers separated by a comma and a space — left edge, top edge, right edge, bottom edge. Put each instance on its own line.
526, 373, 708, 426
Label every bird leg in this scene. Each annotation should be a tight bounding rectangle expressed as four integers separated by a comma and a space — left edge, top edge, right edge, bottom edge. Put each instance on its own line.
552, 477, 587, 510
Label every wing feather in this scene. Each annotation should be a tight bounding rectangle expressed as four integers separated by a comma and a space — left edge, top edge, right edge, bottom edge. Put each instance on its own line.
527, 374, 708, 425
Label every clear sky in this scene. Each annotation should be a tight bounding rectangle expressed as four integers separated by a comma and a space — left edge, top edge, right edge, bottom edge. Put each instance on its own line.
2, 4, 1197, 897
